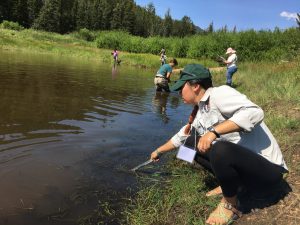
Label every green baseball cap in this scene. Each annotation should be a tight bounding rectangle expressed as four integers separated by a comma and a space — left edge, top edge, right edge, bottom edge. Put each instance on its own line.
170, 64, 212, 91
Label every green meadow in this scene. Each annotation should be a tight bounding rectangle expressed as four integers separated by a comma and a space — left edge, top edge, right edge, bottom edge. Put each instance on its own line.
0, 26, 299, 224
0, 28, 211, 69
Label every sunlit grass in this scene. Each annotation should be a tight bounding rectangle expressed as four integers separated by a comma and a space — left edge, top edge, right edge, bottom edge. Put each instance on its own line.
0, 27, 299, 224
0, 28, 218, 69
124, 59, 300, 224
125, 160, 219, 225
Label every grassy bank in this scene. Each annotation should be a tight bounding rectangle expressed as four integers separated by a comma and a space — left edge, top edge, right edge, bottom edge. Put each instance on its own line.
1, 27, 299, 224
124, 60, 300, 225
0, 28, 217, 69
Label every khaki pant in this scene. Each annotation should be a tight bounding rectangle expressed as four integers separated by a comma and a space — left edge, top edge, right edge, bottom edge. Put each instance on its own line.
154, 77, 170, 92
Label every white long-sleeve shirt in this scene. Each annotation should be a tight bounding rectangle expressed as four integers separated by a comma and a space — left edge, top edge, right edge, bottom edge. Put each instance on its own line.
227, 53, 237, 68
171, 85, 288, 170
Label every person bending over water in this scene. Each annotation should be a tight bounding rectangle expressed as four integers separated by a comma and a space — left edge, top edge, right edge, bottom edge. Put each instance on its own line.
154, 58, 178, 92
150, 64, 288, 225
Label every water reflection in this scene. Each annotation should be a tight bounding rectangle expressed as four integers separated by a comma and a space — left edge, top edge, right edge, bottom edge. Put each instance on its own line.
152, 92, 169, 123
152, 92, 181, 124
111, 63, 119, 79
0, 50, 187, 225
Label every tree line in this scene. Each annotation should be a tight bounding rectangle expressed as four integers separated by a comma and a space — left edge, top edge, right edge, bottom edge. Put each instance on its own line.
0, 0, 198, 37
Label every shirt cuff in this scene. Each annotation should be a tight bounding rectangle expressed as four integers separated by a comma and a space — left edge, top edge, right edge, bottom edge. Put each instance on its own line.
171, 125, 189, 147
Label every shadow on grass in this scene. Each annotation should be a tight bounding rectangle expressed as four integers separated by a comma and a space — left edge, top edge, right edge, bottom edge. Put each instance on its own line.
238, 179, 292, 214
231, 83, 240, 88
194, 162, 292, 215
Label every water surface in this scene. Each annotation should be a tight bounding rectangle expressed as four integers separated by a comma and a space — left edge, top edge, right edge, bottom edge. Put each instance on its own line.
0, 50, 190, 224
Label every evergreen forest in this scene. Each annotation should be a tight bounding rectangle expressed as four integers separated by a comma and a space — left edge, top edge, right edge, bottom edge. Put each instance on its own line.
0, 0, 197, 37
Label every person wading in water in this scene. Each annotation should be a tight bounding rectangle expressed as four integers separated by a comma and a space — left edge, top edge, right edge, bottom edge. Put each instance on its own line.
154, 58, 178, 92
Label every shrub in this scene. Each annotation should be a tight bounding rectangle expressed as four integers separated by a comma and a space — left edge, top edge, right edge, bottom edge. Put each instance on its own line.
94, 28, 300, 62
96, 30, 129, 50
186, 35, 209, 58
121, 36, 144, 53
0, 20, 24, 31
262, 48, 286, 61
143, 36, 166, 55
74, 28, 95, 42
171, 38, 189, 58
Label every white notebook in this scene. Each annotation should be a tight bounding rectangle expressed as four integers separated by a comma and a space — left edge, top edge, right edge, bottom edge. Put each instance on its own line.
176, 145, 196, 163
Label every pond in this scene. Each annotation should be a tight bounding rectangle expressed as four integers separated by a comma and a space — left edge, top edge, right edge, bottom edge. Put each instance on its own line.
0, 50, 191, 224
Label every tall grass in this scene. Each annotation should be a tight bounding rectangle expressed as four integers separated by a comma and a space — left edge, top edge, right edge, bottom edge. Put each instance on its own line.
94, 29, 300, 62
124, 58, 300, 225
125, 161, 219, 225
0, 25, 299, 224
0, 28, 218, 69
1, 21, 300, 63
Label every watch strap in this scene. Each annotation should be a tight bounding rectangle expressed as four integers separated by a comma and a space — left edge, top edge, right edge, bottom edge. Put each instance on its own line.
211, 130, 220, 138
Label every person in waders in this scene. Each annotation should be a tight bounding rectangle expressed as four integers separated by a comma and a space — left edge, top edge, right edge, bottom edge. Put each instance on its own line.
154, 58, 178, 92
223, 47, 238, 86
150, 64, 288, 225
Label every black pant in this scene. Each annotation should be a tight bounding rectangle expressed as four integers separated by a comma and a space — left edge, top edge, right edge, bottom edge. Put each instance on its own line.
185, 133, 286, 198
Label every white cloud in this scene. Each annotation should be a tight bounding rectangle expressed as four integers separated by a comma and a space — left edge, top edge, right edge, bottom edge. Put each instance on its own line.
280, 11, 298, 20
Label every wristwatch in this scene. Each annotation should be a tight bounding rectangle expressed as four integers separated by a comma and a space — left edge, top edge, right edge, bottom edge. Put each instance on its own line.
208, 126, 220, 138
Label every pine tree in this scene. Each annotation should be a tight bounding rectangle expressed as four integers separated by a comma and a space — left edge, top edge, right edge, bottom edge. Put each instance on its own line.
121, 0, 135, 33
162, 8, 173, 37
60, 0, 74, 33
146, 2, 155, 15
110, 3, 122, 29
145, 2, 157, 36
91, 0, 103, 30
180, 16, 196, 36
27, 0, 43, 27
75, 0, 90, 29
207, 21, 214, 33
0, 0, 11, 22
11, 0, 29, 27
170, 20, 178, 36
233, 26, 237, 33
33, 0, 60, 32
133, 5, 147, 36
101, 0, 112, 30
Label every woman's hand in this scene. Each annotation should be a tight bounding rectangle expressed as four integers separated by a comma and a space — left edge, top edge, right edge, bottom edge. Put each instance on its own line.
150, 149, 161, 162
150, 140, 175, 161
197, 132, 217, 153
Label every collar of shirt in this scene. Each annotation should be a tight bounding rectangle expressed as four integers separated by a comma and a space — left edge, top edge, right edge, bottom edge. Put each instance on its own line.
198, 87, 212, 105
197, 87, 213, 112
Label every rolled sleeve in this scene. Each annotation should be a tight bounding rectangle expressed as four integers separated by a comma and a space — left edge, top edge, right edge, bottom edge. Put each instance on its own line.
212, 86, 264, 132
229, 107, 264, 132
171, 125, 189, 147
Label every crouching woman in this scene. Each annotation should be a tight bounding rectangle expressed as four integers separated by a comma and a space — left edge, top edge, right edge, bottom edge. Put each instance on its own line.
150, 64, 288, 225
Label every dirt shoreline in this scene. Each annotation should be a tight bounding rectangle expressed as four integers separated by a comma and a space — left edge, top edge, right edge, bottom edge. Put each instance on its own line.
236, 151, 300, 225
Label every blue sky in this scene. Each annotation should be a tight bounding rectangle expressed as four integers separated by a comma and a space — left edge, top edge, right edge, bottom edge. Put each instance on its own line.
135, 0, 299, 31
